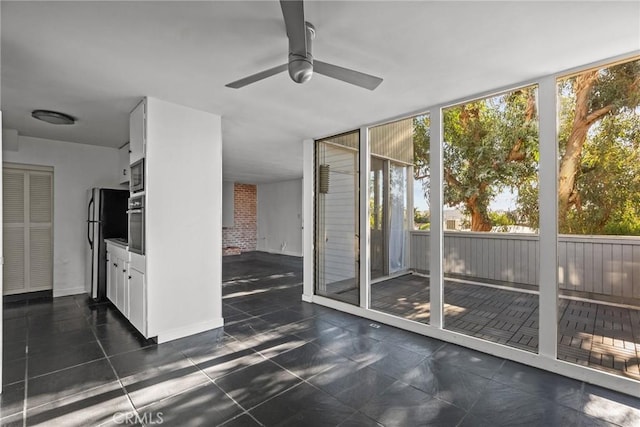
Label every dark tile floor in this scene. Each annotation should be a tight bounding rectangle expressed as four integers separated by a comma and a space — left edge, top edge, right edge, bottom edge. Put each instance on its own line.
1, 251, 639, 426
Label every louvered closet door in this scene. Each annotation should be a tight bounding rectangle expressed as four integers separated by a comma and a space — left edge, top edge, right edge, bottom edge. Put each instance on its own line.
3, 166, 53, 295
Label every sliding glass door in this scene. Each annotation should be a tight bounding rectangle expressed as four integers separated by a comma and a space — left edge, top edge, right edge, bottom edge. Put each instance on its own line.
315, 131, 360, 305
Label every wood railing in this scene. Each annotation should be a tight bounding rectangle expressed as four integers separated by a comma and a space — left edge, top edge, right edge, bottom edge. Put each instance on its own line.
409, 231, 640, 300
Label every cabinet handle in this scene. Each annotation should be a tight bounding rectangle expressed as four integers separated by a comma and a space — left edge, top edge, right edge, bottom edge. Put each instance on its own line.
123, 169, 127, 176
113, 263, 118, 267
123, 269, 127, 273
128, 276, 132, 280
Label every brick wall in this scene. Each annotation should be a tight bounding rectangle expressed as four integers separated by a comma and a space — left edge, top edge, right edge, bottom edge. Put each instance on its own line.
222, 183, 257, 252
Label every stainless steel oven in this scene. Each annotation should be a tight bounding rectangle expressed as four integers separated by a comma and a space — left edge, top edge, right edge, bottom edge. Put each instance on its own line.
130, 158, 145, 193
128, 196, 145, 255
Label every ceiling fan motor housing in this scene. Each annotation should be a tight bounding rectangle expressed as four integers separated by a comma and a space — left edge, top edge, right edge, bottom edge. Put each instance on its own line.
288, 22, 315, 84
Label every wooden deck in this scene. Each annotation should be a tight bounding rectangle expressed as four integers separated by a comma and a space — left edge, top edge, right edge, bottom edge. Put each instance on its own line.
370, 274, 640, 380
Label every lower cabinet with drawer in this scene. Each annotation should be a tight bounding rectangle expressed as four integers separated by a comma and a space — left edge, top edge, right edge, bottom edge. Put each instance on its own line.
128, 252, 147, 337
106, 241, 147, 337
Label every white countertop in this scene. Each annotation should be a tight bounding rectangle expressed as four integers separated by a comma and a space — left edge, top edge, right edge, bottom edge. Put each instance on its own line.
105, 238, 128, 249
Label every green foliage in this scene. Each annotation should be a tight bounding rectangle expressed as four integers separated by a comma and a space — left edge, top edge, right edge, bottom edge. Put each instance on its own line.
516, 181, 539, 229
564, 110, 640, 235
418, 223, 431, 231
411, 58, 640, 235
557, 59, 640, 235
589, 60, 640, 114
489, 211, 516, 227
414, 208, 430, 224
441, 87, 539, 229
413, 115, 431, 206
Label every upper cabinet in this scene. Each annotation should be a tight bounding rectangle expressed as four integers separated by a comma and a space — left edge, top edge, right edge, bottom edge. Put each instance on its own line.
118, 143, 130, 184
129, 100, 146, 164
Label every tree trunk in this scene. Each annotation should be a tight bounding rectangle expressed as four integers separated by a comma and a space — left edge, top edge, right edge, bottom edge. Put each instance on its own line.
558, 70, 613, 232
507, 89, 537, 162
467, 192, 492, 231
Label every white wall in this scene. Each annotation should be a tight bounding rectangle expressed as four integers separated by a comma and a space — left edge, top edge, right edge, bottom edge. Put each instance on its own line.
145, 97, 222, 342
257, 179, 303, 257
3, 134, 123, 296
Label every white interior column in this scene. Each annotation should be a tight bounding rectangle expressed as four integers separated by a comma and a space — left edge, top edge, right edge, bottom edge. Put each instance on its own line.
429, 107, 444, 328
0, 111, 4, 393
537, 76, 559, 358
359, 127, 370, 308
302, 138, 314, 302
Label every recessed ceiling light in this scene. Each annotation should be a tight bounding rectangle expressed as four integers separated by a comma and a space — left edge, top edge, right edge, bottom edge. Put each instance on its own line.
31, 110, 76, 125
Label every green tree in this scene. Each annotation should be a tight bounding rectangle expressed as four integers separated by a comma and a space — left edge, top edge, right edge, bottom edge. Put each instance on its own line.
441, 87, 538, 231
489, 211, 516, 228
412, 59, 639, 235
414, 208, 430, 224
557, 59, 640, 233
565, 109, 640, 235
413, 114, 431, 206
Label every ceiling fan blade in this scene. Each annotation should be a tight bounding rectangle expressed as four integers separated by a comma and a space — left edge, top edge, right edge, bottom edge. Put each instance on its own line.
225, 64, 288, 89
280, 0, 307, 56
314, 60, 383, 91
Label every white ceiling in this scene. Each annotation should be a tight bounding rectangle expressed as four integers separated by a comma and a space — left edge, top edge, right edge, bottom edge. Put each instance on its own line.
2, 1, 638, 183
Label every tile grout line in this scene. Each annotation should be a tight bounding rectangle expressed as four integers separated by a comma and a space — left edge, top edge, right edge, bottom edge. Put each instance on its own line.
178, 347, 265, 426
84, 309, 141, 421
17, 299, 111, 421
246, 353, 372, 425
176, 312, 329, 424
22, 355, 106, 382
22, 307, 29, 427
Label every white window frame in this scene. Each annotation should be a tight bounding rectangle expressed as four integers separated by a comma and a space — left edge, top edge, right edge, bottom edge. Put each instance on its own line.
304, 52, 640, 397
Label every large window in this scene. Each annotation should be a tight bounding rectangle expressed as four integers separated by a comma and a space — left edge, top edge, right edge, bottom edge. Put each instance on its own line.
556, 58, 640, 379
310, 55, 640, 392
442, 86, 540, 352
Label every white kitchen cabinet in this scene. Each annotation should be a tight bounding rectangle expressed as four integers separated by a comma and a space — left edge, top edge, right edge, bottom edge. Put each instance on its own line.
118, 143, 130, 184
106, 252, 116, 303
129, 100, 146, 164
106, 242, 128, 313
113, 255, 127, 314
116, 260, 129, 316
128, 267, 146, 336
106, 241, 146, 336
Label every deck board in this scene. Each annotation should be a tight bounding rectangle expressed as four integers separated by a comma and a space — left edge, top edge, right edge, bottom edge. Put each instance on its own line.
370, 274, 640, 380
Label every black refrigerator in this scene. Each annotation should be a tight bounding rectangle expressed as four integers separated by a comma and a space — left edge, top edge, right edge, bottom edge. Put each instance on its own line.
86, 188, 129, 301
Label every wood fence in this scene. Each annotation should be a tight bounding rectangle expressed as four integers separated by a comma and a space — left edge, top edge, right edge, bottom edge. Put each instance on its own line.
409, 231, 640, 299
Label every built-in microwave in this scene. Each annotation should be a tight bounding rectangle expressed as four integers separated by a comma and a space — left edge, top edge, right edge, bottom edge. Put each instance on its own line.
128, 196, 145, 255
130, 158, 144, 193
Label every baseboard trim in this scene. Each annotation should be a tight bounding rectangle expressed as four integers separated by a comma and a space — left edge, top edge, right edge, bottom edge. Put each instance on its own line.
53, 287, 86, 298
3, 290, 53, 302
256, 248, 303, 258
156, 318, 224, 344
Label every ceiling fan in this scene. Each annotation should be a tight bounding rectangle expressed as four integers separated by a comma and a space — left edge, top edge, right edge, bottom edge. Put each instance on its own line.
225, 0, 383, 90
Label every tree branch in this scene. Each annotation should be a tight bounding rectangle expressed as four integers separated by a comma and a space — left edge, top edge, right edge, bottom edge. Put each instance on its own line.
444, 168, 462, 189
586, 105, 614, 125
